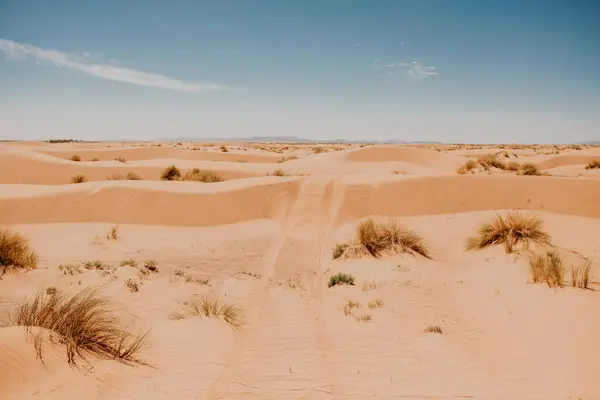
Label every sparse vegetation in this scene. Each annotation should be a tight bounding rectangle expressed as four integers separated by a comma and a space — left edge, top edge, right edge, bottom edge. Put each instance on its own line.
336, 218, 430, 259
529, 251, 564, 287
312, 147, 327, 154
160, 165, 181, 181
58, 264, 83, 275
220, 145, 228, 152
120, 259, 137, 267
46, 286, 57, 295
279, 155, 299, 163
571, 261, 592, 289
0, 229, 38, 272
506, 161, 521, 171
477, 154, 506, 170
368, 298, 383, 309
125, 172, 141, 180
91, 157, 100, 162
519, 163, 541, 176
466, 212, 551, 253
585, 160, 600, 170
142, 260, 158, 274
11, 287, 147, 364
355, 314, 372, 323
424, 325, 443, 334
107, 225, 118, 240
457, 159, 477, 174
328, 272, 355, 287
332, 243, 349, 259
343, 300, 361, 316
362, 282, 383, 291
114, 157, 127, 163
182, 168, 224, 183
272, 169, 285, 176
70, 155, 81, 162
125, 279, 139, 293
71, 174, 86, 184
187, 296, 242, 329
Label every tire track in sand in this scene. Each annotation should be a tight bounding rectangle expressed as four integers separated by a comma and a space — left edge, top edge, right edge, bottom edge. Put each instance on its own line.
206, 176, 346, 400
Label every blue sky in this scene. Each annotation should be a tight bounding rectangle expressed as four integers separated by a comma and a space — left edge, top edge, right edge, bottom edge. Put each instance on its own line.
1, 0, 599, 143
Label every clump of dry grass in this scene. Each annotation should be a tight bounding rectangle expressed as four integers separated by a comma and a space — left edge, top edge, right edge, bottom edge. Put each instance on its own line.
571, 261, 592, 289
506, 161, 521, 171
120, 258, 137, 267
278, 155, 299, 163
362, 281, 383, 291
114, 157, 127, 163
71, 174, 86, 184
457, 159, 477, 174
160, 165, 181, 181
0, 229, 38, 272
466, 212, 551, 253
332, 243, 349, 259
312, 147, 327, 154
328, 272, 355, 287
107, 172, 141, 181
337, 218, 430, 259
519, 163, 541, 176
11, 287, 147, 364
343, 300, 361, 316
58, 264, 83, 275
529, 251, 564, 287
220, 145, 228, 152
477, 154, 506, 170
187, 296, 242, 329
107, 225, 118, 240
368, 298, 383, 309
125, 279, 139, 293
70, 155, 81, 162
271, 169, 285, 176
355, 314, 372, 323
585, 160, 600, 170
423, 325, 443, 334
91, 157, 100, 162
182, 168, 224, 183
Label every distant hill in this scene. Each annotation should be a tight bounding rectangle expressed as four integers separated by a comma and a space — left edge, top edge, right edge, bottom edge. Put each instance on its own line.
156, 136, 443, 144
574, 141, 600, 145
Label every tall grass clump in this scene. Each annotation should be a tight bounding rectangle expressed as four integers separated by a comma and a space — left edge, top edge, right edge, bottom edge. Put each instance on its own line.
182, 168, 224, 183
466, 212, 551, 253
71, 174, 86, 184
529, 251, 564, 287
0, 229, 38, 272
585, 160, 600, 170
519, 163, 541, 176
70, 155, 81, 162
328, 272, 355, 287
457, 159, 477, 174
187, 296, 242, 329
477, 154, 506, 170
571, 261, 592, 289
11, 287, 147, 364
160, 165, 181, 181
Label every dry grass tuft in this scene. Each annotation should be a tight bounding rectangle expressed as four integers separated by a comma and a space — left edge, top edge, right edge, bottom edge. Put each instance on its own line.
423, 325, 443, 334
506, 161, 521, 171
332, 243, 349, 259
278, 155, 299, 163
529, 250, 564, 287
107, 225, 118, 240
477, 154, 506, 170
362, 282, 384, 291
70, 155, 81, 162
347, 218, 430, 259
114, 157, 127, 163
368, 298, 384, 309
585, 160, 600, 170
312, 147, 327, 154
519, 163, 541, 176
571, 261, 592, 289
71, 174, 86, 184
466, 212, 551, 253
220, 145, 228, 152
120, 258, 137, 267
272, 169, 285, 176
182, 168, 224, 183
91, 157, 100, 161
355, 314, 372, 323
11, 287, 147, 364
187, 296, 242, 329
0, 229, 38, 273
343, 300, 361, 316
125, 279, 139, 293
328, 272, 355, 287
160, 165, 181, 181
457, 159, 477, 174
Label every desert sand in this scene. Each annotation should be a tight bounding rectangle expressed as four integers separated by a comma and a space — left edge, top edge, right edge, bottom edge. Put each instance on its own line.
1, 140, 600, 400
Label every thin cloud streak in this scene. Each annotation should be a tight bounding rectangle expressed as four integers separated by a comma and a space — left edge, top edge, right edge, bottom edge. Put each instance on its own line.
0, 39, 230, 92
372, 58, 439, 80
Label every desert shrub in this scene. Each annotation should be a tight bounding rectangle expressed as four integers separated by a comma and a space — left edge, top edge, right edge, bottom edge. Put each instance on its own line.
160, 165, 181, 181
529, 251, 564, 287
355, 314, 372, 323
11, 287, 146, 364
328, 272, 355, 287
71, 175, 86, 184
91, 158, 100, 162
187, 297, 242, 329
585, 160, 600, 170
114, 157, 127, 163
477, 154, 506, 170
279, 155, 299, 163
220, 145, 228, 152
466, 212, 551, 253
0, 229, 38, 272
343, 300, 361, 316
272, 169, 285, 176
70, 155, 81, 162
506, 161, 521, 171
58, 264, 83, 275
368, 298, 383, 309
348, 218, 430, 259
571, 261, 592, 289
424, 325, 443, 334
120, 259, 137, 267
125, 279, 139, 293
332, 244, 349, 259
107, 225, 118, 240
312, 147, 327, 154
520, 163, 541, 176
182, 169, 224, 183
143, 260, 158, 273
125, 172, 141, 180
457, 159, 477, 174
107, 174, 125, 180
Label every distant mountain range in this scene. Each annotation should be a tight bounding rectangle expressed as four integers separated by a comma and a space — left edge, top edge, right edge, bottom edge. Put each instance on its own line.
155, 136, 443, 144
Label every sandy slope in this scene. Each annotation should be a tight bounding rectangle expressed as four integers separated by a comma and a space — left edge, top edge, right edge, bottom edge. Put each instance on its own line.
1, 142, 599, 400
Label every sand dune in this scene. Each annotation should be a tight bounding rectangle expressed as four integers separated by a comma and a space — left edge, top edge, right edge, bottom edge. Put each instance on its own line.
1, 141, 599, 399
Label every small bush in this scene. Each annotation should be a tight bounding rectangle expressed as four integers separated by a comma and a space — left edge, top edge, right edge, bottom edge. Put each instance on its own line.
11, 287, 147, 364
0, 229, 38, 272
58, 264, 83, 275
312, 147, 327, 154
46, 286, 58, 295
183, 169, 224, 183
272, 169, 285, 177
279, 155, 299, 163
107, 225, 118, 240
328, 272, 355, 287
187, 297, 242, 329
355, 314, 372, 323
126, 279, 139, 293
477, 154, 506, 170
571, 261, 592, 289
368, 298, 383, 309
70, 155, 81, 162
343, 300, 361, 316
71, 175, 86, 184
160, 165, 181, 181
506, 161, 521, 171
120, 259, 137, 267
220, 145, 228, 152
466, 212, 551, 253
332, 243, 349, 259
114, 157, 127, 163
457, 159, 477, 174
91, 158, 100, 162
352, 218, 430, 259
125, 172, 141, 180
520, 163, 541, 176
529, 251, 564, 287
585, 160, 600, 170
424, 325, 443, 334
143, 260, 158, 273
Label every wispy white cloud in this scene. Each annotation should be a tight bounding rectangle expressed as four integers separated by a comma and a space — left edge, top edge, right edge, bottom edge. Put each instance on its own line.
372, 58, 439, 80
0, 39, 230, 92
